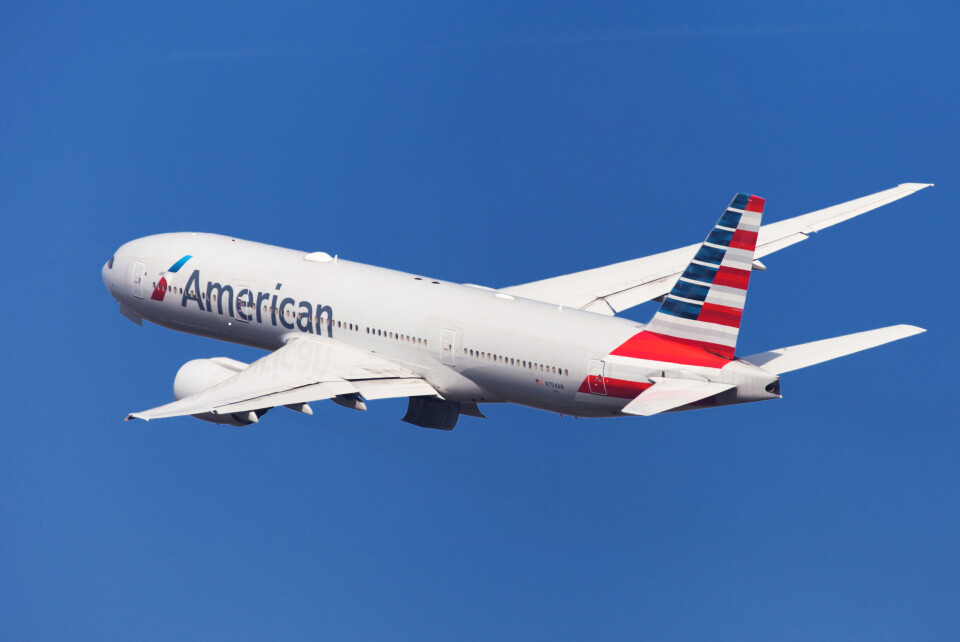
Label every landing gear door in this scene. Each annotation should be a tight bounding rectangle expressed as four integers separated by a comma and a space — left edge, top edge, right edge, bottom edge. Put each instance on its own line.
587, 359, 607, 395
130, 260, 146, 299
440, 329, 457, 366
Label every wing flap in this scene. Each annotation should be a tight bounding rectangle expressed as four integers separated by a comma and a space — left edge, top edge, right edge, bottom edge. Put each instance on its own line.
213, 380, 358, 415
128, 336, 438, 421
621, 378, 735, 416
742, 324, 925, 375
353, 378, 439, 400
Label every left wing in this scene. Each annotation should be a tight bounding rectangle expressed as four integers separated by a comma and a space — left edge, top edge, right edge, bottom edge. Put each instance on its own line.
127, 336, 438, 421
500, 183, 932, 315
621, 378, 735, 416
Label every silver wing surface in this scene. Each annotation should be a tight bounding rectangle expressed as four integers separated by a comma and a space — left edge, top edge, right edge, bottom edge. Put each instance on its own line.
621, 379, 735, 416
128, 336, 438, 421
500, 183, 932, 315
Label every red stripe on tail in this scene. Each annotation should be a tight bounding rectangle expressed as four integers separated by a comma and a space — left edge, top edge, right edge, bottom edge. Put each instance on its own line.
728, 229, 758, 251
713, 266, 751, 290
745, 195, 765, 212
698, 302, 743, 328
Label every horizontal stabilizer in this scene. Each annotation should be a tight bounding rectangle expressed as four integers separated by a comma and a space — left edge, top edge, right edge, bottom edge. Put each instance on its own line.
742, 325, 925, 375
621, 378, 735, 416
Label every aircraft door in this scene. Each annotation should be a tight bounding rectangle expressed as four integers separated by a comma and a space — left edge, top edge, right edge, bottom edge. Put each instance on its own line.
440, 329, 457, 366
587, 359, 607, 395
130, 260, 146, 299
235, 284, 253, 322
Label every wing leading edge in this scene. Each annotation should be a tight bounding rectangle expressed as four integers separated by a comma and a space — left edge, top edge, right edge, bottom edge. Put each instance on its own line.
500, 183, 932, 315
127, 336, 438, 421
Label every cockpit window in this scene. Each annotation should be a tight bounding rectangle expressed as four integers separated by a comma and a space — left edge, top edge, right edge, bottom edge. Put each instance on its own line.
107, 256, 114, 269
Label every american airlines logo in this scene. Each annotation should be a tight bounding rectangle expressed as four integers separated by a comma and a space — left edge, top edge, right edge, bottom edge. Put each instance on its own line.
175, 267, 335, 337
151, 255, 193, 301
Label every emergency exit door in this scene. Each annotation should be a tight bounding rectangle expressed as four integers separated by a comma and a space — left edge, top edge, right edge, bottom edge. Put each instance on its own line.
587, 359, 607, 395
440, 329, 457, 366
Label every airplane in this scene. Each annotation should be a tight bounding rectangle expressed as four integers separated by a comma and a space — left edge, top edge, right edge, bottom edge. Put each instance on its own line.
102, 183, 931, 430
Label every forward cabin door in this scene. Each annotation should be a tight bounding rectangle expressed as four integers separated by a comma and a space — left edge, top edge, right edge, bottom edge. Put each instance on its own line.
130, 260, 146, 299
587, 359, 607, 395
440, 329, 457, 366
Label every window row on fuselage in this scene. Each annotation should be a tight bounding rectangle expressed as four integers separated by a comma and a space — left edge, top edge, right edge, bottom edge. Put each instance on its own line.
153, 282, 429, 347
463, 347, 569, 377
365, 326, 427, 347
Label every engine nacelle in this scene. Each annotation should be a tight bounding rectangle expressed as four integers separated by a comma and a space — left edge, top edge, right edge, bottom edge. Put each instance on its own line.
173, 357, 266, 426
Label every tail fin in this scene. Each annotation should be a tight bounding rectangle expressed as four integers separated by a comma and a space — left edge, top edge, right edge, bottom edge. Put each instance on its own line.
643, 193, 764, 358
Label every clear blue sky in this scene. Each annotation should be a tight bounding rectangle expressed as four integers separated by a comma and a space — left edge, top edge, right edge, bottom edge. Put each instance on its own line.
2, 1, 958, 639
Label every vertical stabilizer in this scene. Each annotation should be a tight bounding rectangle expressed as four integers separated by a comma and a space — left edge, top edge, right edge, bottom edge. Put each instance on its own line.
643, 193, 764, 358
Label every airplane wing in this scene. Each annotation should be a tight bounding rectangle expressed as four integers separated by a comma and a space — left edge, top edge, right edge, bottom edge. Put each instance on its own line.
742, 324, 925, 375
500, 183, 932, 315
621, 378, 735, 416
127, 336, 439, 421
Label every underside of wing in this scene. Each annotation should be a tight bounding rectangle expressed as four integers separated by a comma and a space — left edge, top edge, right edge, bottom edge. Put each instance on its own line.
500, 183, 931, 315
621, 378, 735, 416
128, 336, 438, 421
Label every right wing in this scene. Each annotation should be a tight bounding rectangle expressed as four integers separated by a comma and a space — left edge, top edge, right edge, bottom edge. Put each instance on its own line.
500, 183, 932, 315
128, 336, 438, 421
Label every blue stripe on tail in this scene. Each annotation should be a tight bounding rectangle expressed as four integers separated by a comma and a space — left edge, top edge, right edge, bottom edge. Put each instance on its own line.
670, 280, 710, 301
717, 210, 742, 229
705, 227, 734, 246
659, 297, 702, 319
682, 263, 719, 284
694, 245, 725, 264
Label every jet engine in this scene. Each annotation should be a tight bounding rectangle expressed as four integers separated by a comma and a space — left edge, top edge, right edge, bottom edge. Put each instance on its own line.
173, 357, 266, 426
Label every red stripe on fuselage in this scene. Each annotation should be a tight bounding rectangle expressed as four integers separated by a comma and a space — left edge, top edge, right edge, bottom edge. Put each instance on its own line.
605, 378, 653, 399
745, 195, 765, 212
697, 302, 742, 328
610, 331, 734, 366
713, 266, 751, 290
577, 377, 653, 399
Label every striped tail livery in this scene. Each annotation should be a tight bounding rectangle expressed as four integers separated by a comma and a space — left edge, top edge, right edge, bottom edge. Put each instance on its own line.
642, 193, 763, 360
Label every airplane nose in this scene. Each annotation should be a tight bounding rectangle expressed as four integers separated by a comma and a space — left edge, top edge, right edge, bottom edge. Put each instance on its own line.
102, 253, 118, 299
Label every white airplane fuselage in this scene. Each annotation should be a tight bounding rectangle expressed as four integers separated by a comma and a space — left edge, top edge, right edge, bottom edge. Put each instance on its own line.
102, 232, 778, 418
